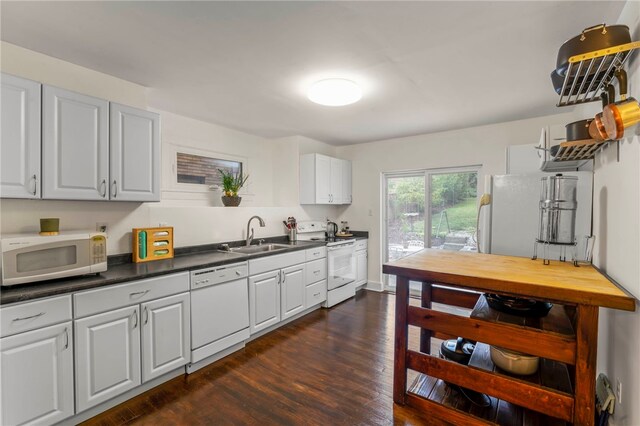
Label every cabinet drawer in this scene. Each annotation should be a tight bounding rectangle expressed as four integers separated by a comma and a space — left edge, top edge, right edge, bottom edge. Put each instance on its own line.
1, 295, 72, 338
74, 272, 190, 318
305, 246, 327, 261
305, 280, 327, 307
305, 258, 327, 285
249, 250, 306, 276
355, 239, 368, 251
191, 262, 248, 289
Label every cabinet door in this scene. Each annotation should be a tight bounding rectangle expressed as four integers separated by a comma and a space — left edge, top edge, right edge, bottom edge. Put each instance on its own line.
281, 264, 305, 320
75, 305, 140, 412
110, 103, 161, 201
0, 322, 73, 426
42, 85, 109, 200
249, 270, 281, 334
315, 154, 331, 204
356, 250, 368, 286
1, 74, 41, 199
341, 159, 352, 204
329, 157, 343, 204
141, 293, 190, 383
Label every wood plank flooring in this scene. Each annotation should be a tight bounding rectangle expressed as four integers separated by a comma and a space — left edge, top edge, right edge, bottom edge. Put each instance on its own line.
82, 291, 437, 426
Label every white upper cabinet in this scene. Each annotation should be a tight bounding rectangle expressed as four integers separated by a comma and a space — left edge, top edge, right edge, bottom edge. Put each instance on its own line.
341, 159, 352, 204
315, 154, 332, 204
329, 157, 343, 204
299, 153, 351, 205
110, 103, 161, 201
43, 85, 109, 200
0, 73, 41, 199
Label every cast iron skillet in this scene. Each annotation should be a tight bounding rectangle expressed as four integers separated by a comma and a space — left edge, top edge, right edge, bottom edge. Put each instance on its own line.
485, 294, 553, 318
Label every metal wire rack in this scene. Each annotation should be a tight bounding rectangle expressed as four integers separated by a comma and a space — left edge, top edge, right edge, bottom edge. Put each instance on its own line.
557, 41, 640, 107
552, 139, 610, 162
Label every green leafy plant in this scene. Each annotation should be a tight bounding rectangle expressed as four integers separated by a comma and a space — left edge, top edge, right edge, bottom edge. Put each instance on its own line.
218, 169, 249, 197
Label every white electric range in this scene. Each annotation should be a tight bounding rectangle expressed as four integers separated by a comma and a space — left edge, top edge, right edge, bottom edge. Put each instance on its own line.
297, 221, 357, 307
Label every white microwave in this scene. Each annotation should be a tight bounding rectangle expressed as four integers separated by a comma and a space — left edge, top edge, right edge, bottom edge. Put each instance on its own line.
1, 232, 107, 286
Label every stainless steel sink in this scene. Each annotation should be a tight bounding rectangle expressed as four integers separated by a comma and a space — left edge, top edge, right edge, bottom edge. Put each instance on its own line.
226, 243, 291, 255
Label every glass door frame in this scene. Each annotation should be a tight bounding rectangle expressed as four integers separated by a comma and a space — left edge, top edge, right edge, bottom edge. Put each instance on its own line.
382, 165, 481, 292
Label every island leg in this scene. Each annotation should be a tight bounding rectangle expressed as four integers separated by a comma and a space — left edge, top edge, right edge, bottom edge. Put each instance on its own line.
574, 304, 599, 426
394, 276, 410, 405
420, 282, 432, 354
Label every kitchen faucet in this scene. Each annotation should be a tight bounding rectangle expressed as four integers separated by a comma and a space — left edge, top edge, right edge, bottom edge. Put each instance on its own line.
246, 215, 266, 246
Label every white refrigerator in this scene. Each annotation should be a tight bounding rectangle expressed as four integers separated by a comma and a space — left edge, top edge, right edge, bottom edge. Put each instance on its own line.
484, 172, 593, 261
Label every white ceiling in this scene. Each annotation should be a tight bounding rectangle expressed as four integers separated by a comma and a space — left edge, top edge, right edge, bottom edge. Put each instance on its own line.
0, 1, 626, 145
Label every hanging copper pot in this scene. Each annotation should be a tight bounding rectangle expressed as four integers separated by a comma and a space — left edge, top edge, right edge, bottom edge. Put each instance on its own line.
603, 70, 640, 140
589, 85, 615, 142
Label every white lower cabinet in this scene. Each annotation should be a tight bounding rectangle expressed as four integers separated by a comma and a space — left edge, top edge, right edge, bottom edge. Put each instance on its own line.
75, 305, 141, 413
249, 270, 281, 334
141, 293, 190, 382
355, 239, 368, 287
356, 250, 368, 286
281, 264, 305, 320
0, 322, 74, 426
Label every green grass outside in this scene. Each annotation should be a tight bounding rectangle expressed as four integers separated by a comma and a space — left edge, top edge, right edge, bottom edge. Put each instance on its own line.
432, 197, 476, 236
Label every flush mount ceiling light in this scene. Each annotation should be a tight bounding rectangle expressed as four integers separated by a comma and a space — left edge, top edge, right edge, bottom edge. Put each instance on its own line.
307, 78, 362, 106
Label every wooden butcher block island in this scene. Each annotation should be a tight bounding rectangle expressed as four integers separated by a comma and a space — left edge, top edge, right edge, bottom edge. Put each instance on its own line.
383, 249, 636, 426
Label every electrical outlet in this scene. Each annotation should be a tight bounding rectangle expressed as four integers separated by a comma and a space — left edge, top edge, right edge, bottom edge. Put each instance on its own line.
616, 378, 622, 405
96, 223, 108, 233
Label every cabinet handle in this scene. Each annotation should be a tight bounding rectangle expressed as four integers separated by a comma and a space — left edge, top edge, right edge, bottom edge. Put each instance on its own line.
63, 327, 69, 350
132, 310, 138, 328
313, 292, 321, 297
130, 290, 150, 298
31, 174, 37, 196
12, 312, 45, 322
236, 270, 242, 276
112, 180, 117, 198
282, 272, 286, 283
144, 307, 149, 325
314, 270, 320, 275
100, 179, 107, 198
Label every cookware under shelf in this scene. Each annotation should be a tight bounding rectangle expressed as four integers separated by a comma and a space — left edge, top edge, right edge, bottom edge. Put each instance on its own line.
555, 40, 640, 107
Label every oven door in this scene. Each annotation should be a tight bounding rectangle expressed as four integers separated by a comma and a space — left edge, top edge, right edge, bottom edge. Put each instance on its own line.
327, 242, 356, 290
2, 239, 92, 285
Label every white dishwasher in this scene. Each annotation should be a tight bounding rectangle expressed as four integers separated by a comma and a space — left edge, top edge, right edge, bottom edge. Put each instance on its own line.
188, 261, 250, 372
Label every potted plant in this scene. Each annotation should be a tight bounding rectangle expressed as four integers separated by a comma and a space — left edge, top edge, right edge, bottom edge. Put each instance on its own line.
218, 169, 249, 206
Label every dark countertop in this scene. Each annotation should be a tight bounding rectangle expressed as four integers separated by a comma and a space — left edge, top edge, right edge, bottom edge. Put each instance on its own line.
1, 239, 325, 305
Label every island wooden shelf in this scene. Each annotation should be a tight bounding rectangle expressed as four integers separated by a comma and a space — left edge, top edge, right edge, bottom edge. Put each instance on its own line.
383, 249, 636, 426
408, 342, 572, 425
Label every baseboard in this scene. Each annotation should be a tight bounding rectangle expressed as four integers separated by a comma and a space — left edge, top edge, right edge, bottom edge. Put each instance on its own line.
59, 368, 185, 425
186, 341, 246, 374
365, 280, 384, 292
248, 303, 322, 341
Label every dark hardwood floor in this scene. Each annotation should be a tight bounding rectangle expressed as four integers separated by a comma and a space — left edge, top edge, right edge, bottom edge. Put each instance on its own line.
83, 290, 436, 426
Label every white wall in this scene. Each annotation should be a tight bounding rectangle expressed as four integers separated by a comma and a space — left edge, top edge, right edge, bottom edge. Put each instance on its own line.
592, 2, 640, 425
335, 111, 577, 289
0, 42, 340, 254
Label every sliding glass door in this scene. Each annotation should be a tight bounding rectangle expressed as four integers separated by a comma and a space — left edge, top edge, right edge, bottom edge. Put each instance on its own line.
384, 173, 426, 288
383, 167, 479, 290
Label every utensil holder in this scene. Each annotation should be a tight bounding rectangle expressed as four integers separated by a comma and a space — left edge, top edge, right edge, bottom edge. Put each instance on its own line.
289, 228, 297, 242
